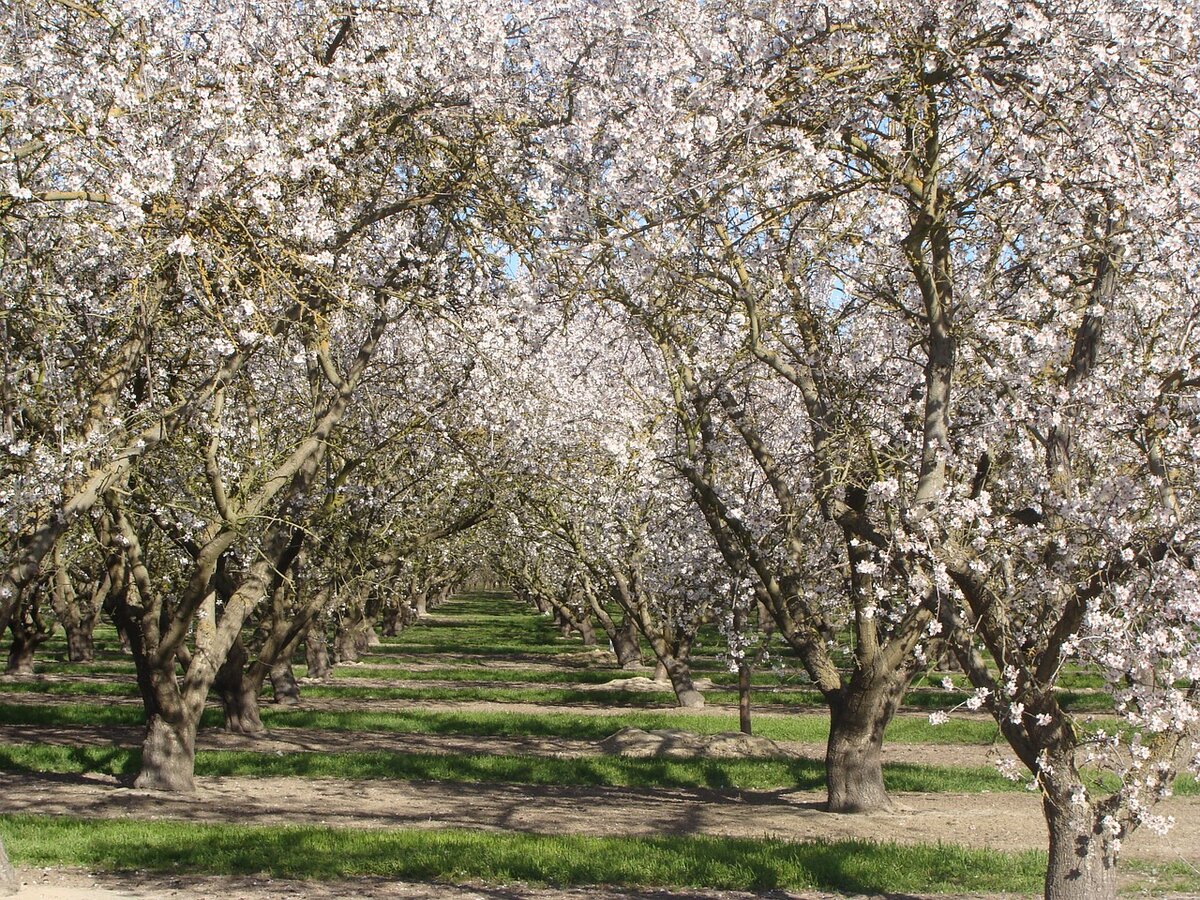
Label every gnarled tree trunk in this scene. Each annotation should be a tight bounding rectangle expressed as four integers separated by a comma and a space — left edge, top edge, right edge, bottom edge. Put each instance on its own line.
50, 551, 103, 663
213, 637, 264, 734
305, 626, 332, 680
5, 589, 53, 676
824, 670, 908, 813
270, 661, 301, 705
138, 704, 201, 791
612, 619, 642, 668
5, 632, 38, 676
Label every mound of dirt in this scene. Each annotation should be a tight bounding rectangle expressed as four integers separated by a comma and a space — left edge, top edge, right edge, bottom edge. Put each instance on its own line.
578, 676, 715, 693
597, 726, 795, 759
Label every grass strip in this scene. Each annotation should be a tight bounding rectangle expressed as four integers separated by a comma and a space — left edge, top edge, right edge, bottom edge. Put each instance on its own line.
0, 813, 1052, 894
0, 743, 1047, 794
0, 676, 1113, 714
0, 681, 136, 698
0, 700, 1014, 745
7, 744, 1194, 796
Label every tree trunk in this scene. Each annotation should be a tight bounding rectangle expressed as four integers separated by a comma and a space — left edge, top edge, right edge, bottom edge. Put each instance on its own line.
49, 550, 100, 663
613, 621, 642, 669
334, 605, 375, 663
65, 625, 95, 663
555, 607, 572, 638
824, 678, 905, 813
652, 660, 668, 682
270, 662, 301, 706
381, 605, 403, 637
413, 591, 428, 618
0, 833, 18, 896
1043, 788, 1119, 900
663, 657, 704, 708
136, 710, 198, 791
305, 628, 332, 679
576, 614, 597, 646
4, 635, 35, 676
213, 639, 264, 734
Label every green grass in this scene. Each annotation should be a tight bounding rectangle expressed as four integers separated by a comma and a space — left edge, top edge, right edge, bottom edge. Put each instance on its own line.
16, 661, 137, 676
0, 700, 1016, 746
0, 813, 1053, 894
4, 743, 1195, 796
0, 680, 136, 698
0, 742, 1063, 794
0, 673, 1114, 714
297, 683, 686, 707
318, 665, 652, 684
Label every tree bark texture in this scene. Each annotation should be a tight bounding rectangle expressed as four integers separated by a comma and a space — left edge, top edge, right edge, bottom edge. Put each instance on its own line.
270, 661, 301, 705
213, 638, 265, 734
663, 657, 704, 708
4, 635, 36, 676
1043, 791, 1118, 900
613, 620, 642, 669
823, 673, 908, 813
136, 711, 200, 791
305, 628, 332, 680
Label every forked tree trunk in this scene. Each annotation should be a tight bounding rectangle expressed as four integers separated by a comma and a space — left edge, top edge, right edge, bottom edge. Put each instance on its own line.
1043, 786, 1118, 900
824, 673, 907, 813
333, 604, 374, 663
555, 607, 572, 638
381, 605, 403, 637
50, 552, 101, 663
5, 588, 53, 675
